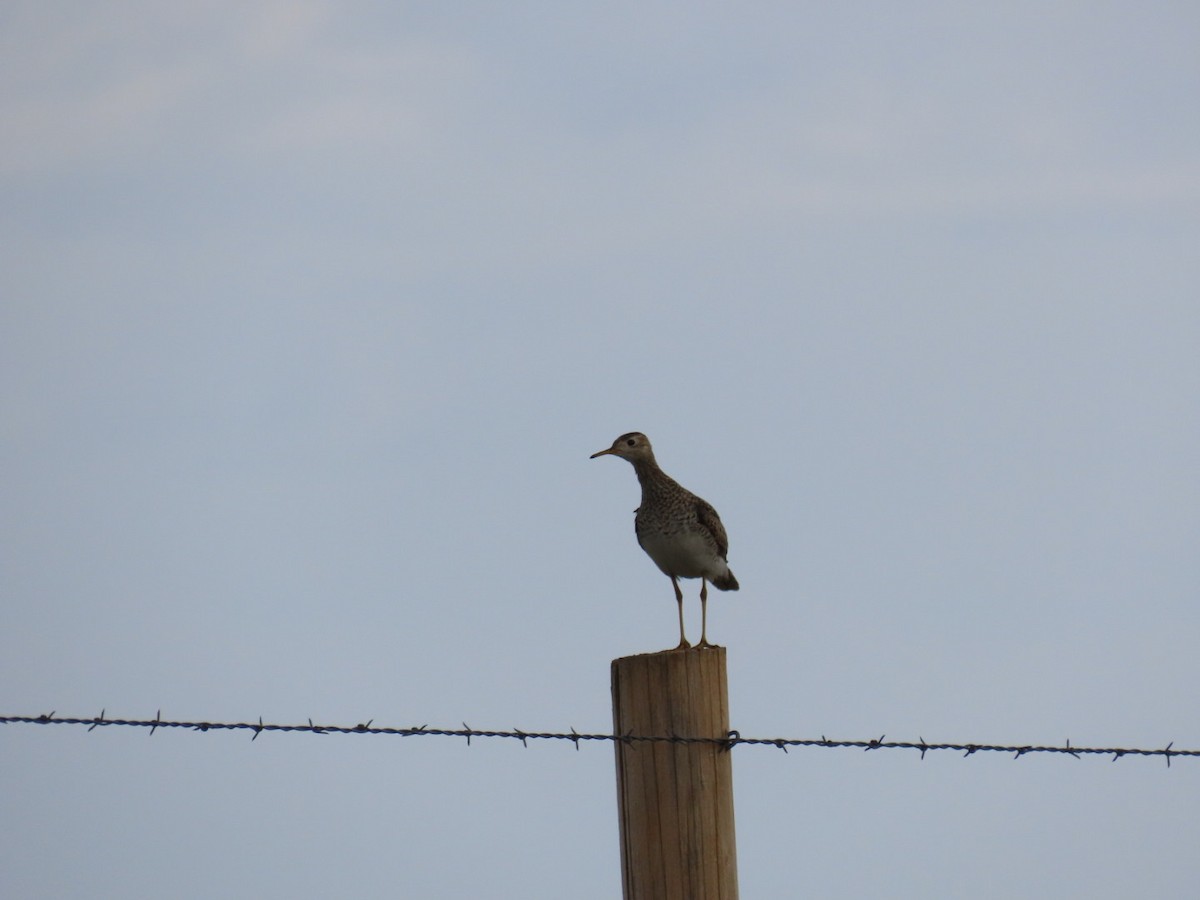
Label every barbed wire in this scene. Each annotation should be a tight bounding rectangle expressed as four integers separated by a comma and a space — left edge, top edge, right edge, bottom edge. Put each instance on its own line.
2, 712, 1194, 766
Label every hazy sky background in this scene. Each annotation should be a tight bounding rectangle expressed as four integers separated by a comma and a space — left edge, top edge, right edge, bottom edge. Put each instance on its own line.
3, 3, 1199, 897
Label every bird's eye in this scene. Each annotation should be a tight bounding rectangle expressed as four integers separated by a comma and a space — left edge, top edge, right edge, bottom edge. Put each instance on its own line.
626, 438, 636, 446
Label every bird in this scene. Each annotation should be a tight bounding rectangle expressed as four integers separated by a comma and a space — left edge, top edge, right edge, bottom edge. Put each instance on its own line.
590, 432, 738, 650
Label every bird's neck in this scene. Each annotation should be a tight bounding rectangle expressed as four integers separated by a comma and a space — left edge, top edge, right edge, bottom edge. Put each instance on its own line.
632, 457, 676, 497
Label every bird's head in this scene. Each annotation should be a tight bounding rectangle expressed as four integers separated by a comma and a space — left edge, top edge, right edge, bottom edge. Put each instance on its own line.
590, 432, 655, 463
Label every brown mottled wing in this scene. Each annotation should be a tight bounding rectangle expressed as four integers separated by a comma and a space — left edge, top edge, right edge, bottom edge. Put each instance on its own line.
694, 498, 729, 559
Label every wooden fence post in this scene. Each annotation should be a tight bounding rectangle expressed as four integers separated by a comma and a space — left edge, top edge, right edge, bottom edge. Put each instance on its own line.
611, 647, 738, 899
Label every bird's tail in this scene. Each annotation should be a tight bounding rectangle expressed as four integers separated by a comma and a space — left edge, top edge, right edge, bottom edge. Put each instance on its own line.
712, 568, 739, 591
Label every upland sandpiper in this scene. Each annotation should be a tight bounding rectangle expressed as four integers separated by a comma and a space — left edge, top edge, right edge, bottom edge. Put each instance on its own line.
591, 432, 739, 649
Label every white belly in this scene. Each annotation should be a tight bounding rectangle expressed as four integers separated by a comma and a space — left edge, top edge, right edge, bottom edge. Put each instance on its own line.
638, 530, 726, 580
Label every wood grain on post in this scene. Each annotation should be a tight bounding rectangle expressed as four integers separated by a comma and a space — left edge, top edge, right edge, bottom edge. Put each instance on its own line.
611, 647, 738, 900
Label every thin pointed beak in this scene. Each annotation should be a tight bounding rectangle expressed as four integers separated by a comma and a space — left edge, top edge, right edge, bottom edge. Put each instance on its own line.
590, 447, 616, 459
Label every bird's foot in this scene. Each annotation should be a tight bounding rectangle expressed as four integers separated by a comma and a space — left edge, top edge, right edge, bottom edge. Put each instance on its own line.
694, 638, 719, 650
672, 638, 693, 651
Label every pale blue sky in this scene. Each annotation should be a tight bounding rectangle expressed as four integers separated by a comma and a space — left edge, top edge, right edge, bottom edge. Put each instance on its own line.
3, 3, 1199, 897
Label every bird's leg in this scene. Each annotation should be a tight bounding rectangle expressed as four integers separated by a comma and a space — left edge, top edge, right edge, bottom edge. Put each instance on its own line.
671, 577, 691, 650
696, 579, 714, 649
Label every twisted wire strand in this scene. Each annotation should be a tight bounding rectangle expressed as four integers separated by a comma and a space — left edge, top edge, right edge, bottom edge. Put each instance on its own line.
2, 713, 1194, 765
